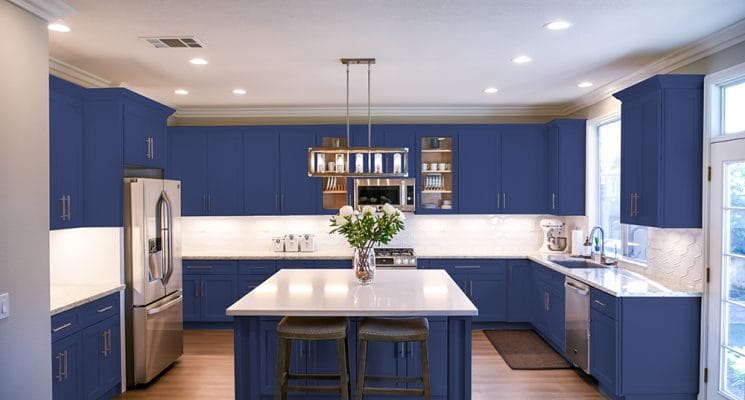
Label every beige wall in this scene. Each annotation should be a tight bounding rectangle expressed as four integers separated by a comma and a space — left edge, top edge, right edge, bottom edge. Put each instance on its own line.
0, 2, 51, 399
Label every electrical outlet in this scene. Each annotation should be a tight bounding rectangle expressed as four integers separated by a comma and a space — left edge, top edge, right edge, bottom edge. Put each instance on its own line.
0, 293, 9, 320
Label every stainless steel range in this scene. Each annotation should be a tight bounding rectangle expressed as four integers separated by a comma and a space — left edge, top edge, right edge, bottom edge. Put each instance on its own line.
374, 248, 417, 268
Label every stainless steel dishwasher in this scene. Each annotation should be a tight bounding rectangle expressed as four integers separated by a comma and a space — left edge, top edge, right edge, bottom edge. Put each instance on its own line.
565, 277, 590, 373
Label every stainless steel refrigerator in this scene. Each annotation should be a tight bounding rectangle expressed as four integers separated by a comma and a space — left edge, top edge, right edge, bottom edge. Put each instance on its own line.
123, 178, 183, 385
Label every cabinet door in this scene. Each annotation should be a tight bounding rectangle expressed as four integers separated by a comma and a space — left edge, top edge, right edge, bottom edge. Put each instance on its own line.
49, 90, 84, 229
507, 260, 533, 323
416, 127, 458, 213
471, 274, 507, 322
554, 120, 586, 216
637, 92, 662, 226
82, 316, 120, 399
590, 309, 618, 391
259, 319, 305, 397
238, 276, 266, 298
147, 114, 167, 169
362, 341, 407, 390
546, 284, 565, 352
168, 130, 208, 216
279, 128, 317, 214
407, 318, 447, 396
620, 101, 643, 225
244, 127, 281, 215
52, 332, 82, 400
458, 126, 500, 213
207, 131, 244, 215
501, 125, 549, 214
532, 278, 549, 335
547, 124, 560, 214
123, 103, 153, 167
200, 275, 238, 322
383, 125, 415, 175
182, 275, 200, 322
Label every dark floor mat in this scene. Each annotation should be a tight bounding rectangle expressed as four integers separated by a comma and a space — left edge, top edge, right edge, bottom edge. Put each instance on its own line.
483, 329, 572, 370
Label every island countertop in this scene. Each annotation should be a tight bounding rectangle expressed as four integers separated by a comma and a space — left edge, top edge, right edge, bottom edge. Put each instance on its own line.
226, 269, 478, 317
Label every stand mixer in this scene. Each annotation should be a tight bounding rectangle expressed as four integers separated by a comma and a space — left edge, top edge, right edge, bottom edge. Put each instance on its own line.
539, 219, 567, 253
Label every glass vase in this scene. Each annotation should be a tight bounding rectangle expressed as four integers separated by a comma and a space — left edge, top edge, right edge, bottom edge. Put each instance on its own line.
353, 248, 375, 285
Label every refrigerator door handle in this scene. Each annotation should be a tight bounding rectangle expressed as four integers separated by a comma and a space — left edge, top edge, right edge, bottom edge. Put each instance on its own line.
156, 191, 175, 285
147, 295, 183, 316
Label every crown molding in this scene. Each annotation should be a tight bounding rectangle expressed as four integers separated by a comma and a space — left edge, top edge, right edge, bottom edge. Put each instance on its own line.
8, 0, 77, 22
561, 18, 745, 116
173, 104, 565, 119
49, 57, 111, 88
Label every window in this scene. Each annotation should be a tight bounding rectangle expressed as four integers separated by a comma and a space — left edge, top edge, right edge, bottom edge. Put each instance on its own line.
724, 79, 745, 135
596, 119, 648, 263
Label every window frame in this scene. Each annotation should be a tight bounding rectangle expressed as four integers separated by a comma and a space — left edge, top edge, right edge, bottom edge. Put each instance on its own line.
710, 63, 745, 143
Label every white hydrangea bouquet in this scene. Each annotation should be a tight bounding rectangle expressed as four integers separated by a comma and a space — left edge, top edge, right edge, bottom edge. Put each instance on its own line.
330, 204, 405, 284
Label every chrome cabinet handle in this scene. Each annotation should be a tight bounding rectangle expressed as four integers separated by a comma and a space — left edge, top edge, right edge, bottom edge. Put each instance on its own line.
454, 265, 480, 269
207, 194, 211, 211
186, 265, 213, 270
66, 195, 71, 221
59, 196, 67, 220
145, 138, 150, 159
397, 342, 405, 358
55, 352, 65, 382
53, 322, 72, 333
406, 342, 413, 357
594, 299, 607, 307
150, 137, 155, 159
497, 193, 500, 209
101, 330, 108, 356
97, 305, 113, 314
502, 193, 506, 210
275, 194, 280, 210
552, 193, 556, 210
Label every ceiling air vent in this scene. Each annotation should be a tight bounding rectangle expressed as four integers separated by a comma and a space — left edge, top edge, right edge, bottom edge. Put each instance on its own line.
141, 36, 205, 48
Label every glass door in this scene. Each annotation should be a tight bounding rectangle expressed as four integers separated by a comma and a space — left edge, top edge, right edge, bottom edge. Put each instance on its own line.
319, 136, 349, 211
420, 136, 453, 210
709, 139, 745, 399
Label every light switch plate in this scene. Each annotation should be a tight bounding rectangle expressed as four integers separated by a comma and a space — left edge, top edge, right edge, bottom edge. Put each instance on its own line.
0, 293, 9, 320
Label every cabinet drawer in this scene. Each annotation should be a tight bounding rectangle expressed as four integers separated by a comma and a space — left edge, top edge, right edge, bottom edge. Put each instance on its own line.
276, 260, 315, 270
591, 289, 618, 320
238, 260, 276, 276
183, 260, 238, 275
51, 308, 81, 341
79, 292, 120, 328
448, 260, 507, 275
534, 262, 563, 285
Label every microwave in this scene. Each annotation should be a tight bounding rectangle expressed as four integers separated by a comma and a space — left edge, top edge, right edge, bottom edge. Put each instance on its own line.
354, 178, 415, 212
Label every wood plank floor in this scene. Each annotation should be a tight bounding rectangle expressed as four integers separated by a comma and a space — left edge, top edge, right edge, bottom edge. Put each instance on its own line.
117, 329, 605, 400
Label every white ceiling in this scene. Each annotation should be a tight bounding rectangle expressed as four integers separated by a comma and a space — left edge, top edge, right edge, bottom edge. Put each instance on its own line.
49, 0, 745, 114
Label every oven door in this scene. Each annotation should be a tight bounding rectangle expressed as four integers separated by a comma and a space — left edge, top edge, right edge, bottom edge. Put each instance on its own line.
354, 179, 403, 208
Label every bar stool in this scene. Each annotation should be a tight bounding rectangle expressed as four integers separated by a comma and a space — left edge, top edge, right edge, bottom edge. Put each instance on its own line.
356, 317, 431, 400
275, 316, 350, 400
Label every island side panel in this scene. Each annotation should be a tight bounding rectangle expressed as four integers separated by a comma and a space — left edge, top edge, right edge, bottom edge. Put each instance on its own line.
235, 316, 262, 400
448, 316, 473, 400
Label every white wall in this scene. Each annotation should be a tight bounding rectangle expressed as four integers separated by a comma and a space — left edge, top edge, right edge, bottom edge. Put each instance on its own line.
0, 1, 51, 399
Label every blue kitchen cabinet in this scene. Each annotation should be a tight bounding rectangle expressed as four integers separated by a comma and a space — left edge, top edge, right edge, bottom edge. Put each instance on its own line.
590, 308, 618, 394
458, 125, 500, 213
428, 259, 507, 323
406, 318, 448, 398
531, 262, 565, 353
82, 316, 121, 400
382, 125, 416, 175
546, 119, 586, 216
238, 260, 278, 297
238, 276, 268, 298
123, 99, 171, 169
259, 318, 306, 397
49, 76, 85, 229
52, 332, 82, 400
316, 125, 354, 214
500, 125, 549, 214
315, 259, 352, 269
182, 260, 238, 322
507, 259, 533, 323
167, 127, 244, 216
613, 74, 704, 228
168, 130, 208, 216
244, 127, 282, 215
416, 127, 458, 213
280, 127, 318, 214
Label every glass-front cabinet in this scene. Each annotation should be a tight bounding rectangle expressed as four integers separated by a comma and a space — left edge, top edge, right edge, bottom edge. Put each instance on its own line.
419, 134, 455, 212
318, 136, 349, 212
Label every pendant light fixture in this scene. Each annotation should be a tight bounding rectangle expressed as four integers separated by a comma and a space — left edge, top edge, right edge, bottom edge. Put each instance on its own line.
308, 58, 409, 178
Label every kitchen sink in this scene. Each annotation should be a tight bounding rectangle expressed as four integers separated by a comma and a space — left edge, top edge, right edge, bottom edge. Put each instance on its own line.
552, 259, 606, 269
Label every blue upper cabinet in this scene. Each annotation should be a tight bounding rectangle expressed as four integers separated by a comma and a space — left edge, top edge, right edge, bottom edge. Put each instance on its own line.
546, 119, 586, 216
244, 126, 281, 215
83, 88, 173, 227
49, 76, 85, 230
416, 126, 458, 213
613, 74, 704, 228
382, 125, 416, 176
167, 127, 244, 216
501, 124, 548, 214
279, 126, 318, 214
458, 125, 500, 213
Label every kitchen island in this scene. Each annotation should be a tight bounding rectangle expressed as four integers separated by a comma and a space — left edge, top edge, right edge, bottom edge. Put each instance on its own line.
227, 268, 478, 400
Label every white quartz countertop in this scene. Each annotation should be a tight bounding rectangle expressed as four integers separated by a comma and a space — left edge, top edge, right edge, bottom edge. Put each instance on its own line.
227, 269, 478, 317
182, 250, 353, 260
51, 284, 125, 315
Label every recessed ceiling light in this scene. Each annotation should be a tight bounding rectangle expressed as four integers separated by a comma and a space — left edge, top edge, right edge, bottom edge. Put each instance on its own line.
189, 58, 208, 65
577, 81, 594, 88
48, 23, 71, 32
544, 20, 572, 30
512, 56, 532, 64
483, 87, 499, 94
174, 89, 189, 95
232, 88, 247, 95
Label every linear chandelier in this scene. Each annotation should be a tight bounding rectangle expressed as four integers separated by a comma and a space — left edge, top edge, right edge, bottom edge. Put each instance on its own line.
307, 58, 409, 178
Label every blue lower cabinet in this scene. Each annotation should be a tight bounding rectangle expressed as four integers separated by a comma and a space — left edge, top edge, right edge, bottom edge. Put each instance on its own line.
470, 275, 507, 322
183, 260, 239, 323
182, 275, 201, 321
201, 275, 238, 322
531, 262, 565, 352
52, 332, 82, 400
590, 308, 618, 394
507, 260, 533, 322
239, 276, 268, 298
406, 318, 447, 398
52, 292, 121, 400
259, 319, 304, 397
315, 259, 352, 269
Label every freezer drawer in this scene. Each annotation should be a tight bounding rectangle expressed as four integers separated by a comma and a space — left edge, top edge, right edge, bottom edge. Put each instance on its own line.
131, 291, 183, 384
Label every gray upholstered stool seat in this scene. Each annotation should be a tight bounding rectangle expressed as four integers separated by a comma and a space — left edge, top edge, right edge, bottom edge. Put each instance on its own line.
277, 316, 349, 340
275, 316, 350, 400
357, 317, 429, 342
356, 317, 431, 400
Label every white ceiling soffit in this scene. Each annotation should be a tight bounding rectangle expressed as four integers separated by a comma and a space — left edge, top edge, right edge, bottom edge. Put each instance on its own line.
9, 0, 77, 21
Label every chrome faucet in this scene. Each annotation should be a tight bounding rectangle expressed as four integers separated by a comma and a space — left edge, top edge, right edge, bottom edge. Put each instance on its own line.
589, 226, 618, 266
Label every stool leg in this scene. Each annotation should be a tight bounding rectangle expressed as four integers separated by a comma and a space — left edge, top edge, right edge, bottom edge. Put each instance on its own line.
281, 339, 292, 400
420, 340, 431, 400
356, 339, 368, 400
337, 338, 350, 400
275, 337, 287, 400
